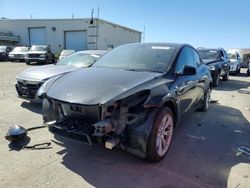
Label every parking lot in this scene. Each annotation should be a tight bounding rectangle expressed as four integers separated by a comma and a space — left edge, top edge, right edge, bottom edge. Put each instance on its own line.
0, 61, 250, 188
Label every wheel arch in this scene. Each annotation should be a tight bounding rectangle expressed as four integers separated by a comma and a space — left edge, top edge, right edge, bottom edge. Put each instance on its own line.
163, 99, 178, 127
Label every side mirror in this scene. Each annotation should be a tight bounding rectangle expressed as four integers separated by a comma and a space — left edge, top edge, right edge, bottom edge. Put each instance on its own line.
182, 66, 196, 75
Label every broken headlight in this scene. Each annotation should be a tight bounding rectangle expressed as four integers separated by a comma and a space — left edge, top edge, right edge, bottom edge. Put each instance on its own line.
111, 90, 150, 135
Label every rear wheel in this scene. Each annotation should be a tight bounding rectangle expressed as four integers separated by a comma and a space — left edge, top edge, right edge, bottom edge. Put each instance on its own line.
146, 107, 174, 162
199, 87, 211, 112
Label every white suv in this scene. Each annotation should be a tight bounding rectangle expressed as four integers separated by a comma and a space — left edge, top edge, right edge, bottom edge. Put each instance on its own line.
227, 51, 241, 75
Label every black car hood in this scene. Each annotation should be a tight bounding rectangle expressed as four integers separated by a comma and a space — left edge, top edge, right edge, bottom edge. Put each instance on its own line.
203, 59, 219, 65
47, 67, 166, 105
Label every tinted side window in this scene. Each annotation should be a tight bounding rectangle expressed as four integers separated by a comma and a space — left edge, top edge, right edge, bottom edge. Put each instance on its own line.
176, 47, 196, 74
193, 49, 202, 66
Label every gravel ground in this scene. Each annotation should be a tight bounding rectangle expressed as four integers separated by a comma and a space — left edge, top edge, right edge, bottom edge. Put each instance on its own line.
0, 62, 249, 188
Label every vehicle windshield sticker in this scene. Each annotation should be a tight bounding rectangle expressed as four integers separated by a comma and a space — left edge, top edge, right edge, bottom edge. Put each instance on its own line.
152, 46, 170, 50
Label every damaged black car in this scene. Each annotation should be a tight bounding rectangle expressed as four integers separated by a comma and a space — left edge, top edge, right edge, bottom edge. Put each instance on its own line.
40, 43, 213, 162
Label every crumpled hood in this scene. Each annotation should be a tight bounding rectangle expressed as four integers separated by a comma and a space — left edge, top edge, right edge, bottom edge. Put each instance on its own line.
16, 65, 79, 82
47, 67, 164, 105
26, 51, 46, 55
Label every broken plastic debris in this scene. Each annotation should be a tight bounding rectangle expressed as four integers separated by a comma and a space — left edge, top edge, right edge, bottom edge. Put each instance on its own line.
237, 146, 250, 157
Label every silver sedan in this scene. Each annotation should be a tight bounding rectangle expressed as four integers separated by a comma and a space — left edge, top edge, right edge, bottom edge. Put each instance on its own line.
15, 50, 107, 100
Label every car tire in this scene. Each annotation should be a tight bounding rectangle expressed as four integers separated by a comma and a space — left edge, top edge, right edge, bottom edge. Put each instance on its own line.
26, 61, 30, 65
222, 70, 229, 81
213, 72, 220, 87
199, 87, 211, 112
45, 58, 49, 64
52, 55, 55, 64
146, 107, 174, 162
236, 67, 241, 75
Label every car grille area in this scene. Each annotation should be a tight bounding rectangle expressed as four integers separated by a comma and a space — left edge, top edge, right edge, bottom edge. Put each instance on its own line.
49, 117, 96, 144
27, 54, 41, 58
46, 99, 101, 144
15, 81, 41, 99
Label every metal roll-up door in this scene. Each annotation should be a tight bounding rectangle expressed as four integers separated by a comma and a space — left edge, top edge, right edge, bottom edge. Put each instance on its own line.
65, 31, 87, 51
29, 27, 47, 45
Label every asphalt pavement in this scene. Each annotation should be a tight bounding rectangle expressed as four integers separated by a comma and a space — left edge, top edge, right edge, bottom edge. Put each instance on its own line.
0, 62, 249, 188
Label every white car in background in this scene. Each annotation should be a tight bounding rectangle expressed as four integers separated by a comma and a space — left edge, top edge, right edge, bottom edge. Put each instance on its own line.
58, 49, 75, 61
16, 50, 106, 100
227, 51, 241, 75
9, 46, 29, 62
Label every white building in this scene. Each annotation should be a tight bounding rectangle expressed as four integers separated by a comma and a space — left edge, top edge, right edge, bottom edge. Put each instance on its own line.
0, 18, 141, 53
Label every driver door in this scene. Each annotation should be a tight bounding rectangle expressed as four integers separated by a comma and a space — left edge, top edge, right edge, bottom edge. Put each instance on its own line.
174, 46, 199, 117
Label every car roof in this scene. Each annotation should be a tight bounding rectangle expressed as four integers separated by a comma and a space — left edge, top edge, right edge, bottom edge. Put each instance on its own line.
14, 46, 29, 48
31, 45, 48, 48
122, 42, 187, 50
197, 47, 224, 51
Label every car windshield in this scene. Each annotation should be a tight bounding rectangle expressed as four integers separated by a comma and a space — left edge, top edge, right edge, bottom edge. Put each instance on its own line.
0, 46, 7, 52
227, 53, 236, 59
12, 47, 29, 52
93, 44, 176, 73
198, 50, 220, 60
30, 46, 47, 51
57, 53, 100, 67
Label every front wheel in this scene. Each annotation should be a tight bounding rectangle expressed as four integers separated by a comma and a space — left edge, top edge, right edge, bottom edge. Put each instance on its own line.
213, 72, 220, 87
222, 70, 229, 81
146, 107, 174, 162
45, 58, 49, 64
236, 67, 241, 75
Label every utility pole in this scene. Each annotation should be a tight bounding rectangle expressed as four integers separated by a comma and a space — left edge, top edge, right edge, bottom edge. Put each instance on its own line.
142, 26, 146, 43
96, 7, 100, 50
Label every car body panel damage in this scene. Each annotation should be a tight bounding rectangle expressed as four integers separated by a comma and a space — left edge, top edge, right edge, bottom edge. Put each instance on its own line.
43, 43, 212, 162
43, 90, 160, 158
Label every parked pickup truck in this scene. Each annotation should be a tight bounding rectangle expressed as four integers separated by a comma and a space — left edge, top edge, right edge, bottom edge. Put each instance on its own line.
197, 48, 230, 87
25, 45, 55, 65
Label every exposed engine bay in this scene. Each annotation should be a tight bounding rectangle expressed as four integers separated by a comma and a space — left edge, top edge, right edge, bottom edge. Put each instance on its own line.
43, 90, 157, 158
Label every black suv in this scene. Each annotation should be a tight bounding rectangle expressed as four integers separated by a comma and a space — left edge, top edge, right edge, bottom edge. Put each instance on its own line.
25, 45, 55, 65
0, 46, 13, 61
197, 48, 230, 87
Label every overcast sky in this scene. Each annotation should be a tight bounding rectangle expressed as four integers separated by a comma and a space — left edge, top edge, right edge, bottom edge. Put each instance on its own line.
1, 0, 250, 49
